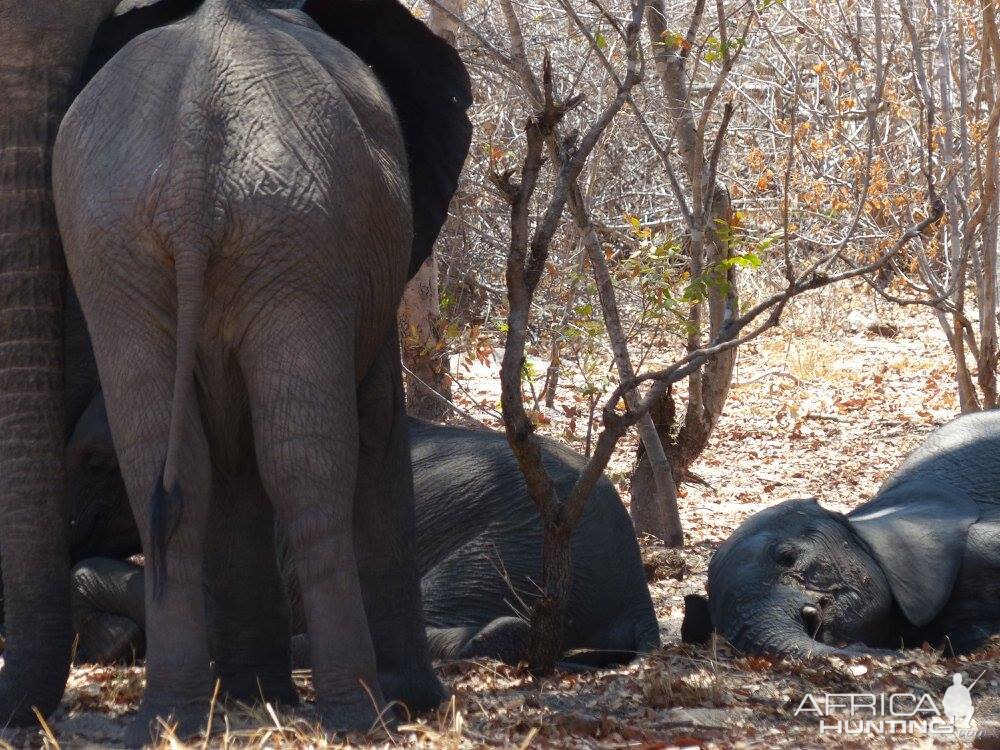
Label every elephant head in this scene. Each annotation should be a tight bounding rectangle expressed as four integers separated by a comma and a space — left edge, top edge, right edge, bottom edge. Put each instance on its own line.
683, 484, 980, 656
0, 0, 151, 723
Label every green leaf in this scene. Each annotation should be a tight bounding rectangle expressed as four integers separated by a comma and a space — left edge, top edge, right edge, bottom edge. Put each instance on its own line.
720, 252, 762, 269
596, 32, 608, 50
756, 232, 783, 252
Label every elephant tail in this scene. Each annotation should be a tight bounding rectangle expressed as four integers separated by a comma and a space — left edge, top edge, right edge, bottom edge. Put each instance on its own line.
149, 249, 209, 600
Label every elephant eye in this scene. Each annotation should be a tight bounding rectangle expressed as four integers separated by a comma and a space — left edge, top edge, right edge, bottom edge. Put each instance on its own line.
772, 543, 799, 568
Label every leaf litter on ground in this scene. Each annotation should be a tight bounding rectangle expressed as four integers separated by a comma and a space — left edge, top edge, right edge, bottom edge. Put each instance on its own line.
19, 294, 998, 749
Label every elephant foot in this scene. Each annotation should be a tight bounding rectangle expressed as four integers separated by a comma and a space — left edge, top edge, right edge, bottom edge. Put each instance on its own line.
124, 698, 210, 748
318, 696, 389, 735
217, 665, 299, 707
379, 666, 448, 717
75, 613, 144, 665
458, 616, 531, 665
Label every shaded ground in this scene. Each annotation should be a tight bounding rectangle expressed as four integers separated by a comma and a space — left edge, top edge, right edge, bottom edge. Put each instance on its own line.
11, 293, 998, 748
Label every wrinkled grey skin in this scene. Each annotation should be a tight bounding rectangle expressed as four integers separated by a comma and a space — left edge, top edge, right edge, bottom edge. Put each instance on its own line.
683, 412, 1000, 657
65, 400, 659, 668
53, 0, 444, 740
0, 0, 131, 725
408, 420, 660, 665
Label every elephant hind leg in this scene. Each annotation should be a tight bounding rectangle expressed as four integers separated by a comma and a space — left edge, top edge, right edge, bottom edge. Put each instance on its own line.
207, 472, 297, 707
353, 326, 445, 715
81, 292, 214, 746
459, 617, 531, 664
424, 626, 481, 661
555, 614, 663, 669
239, 320, 383, 733
428, 616, 656, 669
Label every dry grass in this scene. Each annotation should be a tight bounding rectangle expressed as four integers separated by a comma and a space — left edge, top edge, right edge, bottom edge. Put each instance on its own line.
2, 290, 992, 748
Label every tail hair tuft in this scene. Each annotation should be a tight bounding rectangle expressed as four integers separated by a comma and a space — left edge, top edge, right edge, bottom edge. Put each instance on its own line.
149, 463, 184, 600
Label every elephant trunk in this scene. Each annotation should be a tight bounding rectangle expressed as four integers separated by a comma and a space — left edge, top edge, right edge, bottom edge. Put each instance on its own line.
731, 611, 838, 658
717, 589, 838, 659
0, 42, 89, 723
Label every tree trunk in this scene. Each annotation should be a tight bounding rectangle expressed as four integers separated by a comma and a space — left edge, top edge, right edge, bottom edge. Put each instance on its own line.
397, 0, 465, 420
428, 0, 463, 45
630, 388, 676, 541
523, 517, 572, 672
674, 184, 737, 467
572, 188, 683, 546
399, 257, 452, 421
0, 9, 109, 721
632, 3, 739, 525
976, 0, 1000, 408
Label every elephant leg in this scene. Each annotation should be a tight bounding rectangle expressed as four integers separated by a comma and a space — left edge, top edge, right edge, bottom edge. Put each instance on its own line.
94, 350, 212, 746
128, 409, 213, 744
354, 326, 445, 714
71, 558, 145, 664
83, 293, 214, 746
240, 320, 383, 733
940, 623, 999, 655
206, 471, 296, 706
424, 626, 480, 661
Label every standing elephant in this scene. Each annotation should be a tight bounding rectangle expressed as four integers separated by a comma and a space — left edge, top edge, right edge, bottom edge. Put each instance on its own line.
683, 412, 1000, 656
64, 404, 660, 668
51, 0, 470, 740
0, 0, 146, 726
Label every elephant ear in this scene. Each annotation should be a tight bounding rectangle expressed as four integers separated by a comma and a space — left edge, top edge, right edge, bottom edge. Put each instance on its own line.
301, 0, 474, 279
681, 594, 714, 644
847, 479, 979, 627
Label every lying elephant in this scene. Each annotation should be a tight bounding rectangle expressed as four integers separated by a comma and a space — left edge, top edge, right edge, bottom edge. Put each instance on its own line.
682, 412, 1000, 656
67, 396, 660, 667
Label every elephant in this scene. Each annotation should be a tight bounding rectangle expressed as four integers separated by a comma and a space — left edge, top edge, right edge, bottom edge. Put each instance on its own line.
682, 412, 1000, 657
66, 404, 660, 669
48, 0, 471, 740
1, 0, 470, 729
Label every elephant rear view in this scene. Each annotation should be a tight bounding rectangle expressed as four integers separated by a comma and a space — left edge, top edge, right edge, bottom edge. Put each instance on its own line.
53, 0, 445, 741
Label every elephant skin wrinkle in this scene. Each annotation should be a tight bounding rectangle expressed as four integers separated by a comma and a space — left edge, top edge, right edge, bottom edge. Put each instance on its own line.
51, 0, 466, 740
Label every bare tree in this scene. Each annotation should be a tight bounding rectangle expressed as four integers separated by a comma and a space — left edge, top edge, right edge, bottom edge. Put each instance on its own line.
487, 0, 941, 673
398, 0, 467, 421
879, 0, 1000, 411
630, 0, 745, 544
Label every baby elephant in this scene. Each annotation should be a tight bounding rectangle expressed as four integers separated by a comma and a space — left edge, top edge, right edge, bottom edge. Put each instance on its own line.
68, 399, 660, 668
683, 412, 1000, 656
